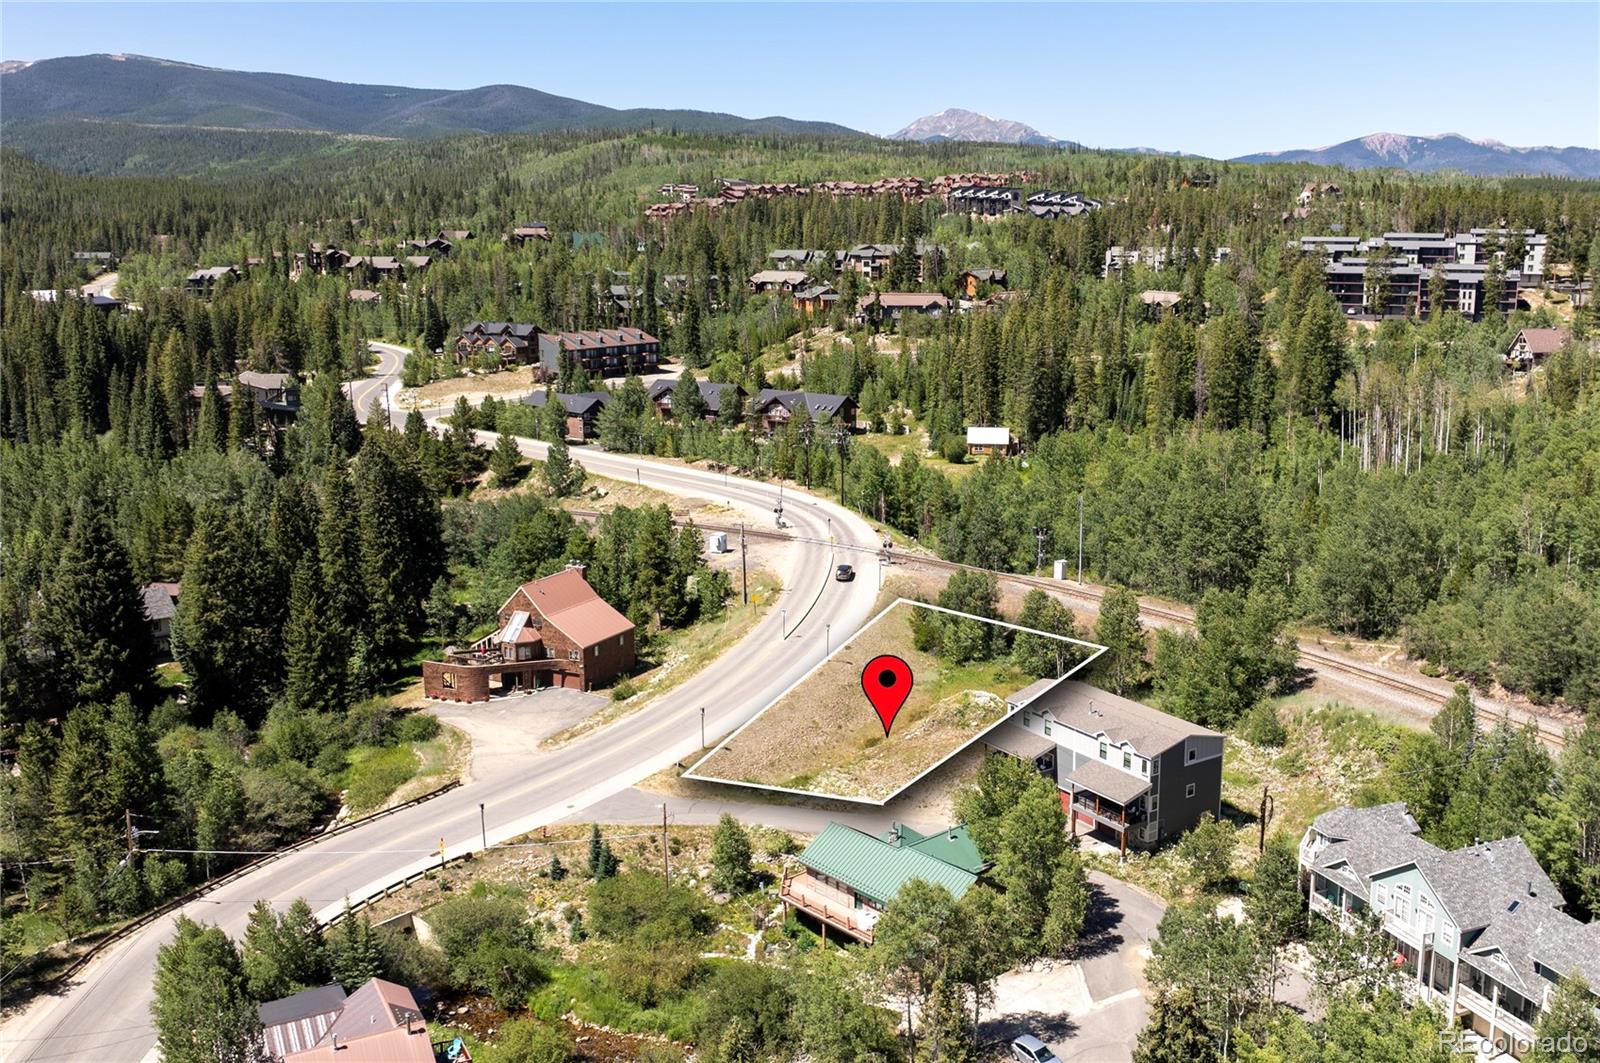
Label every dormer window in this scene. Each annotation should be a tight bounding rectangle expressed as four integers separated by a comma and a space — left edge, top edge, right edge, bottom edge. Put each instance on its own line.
1099, 741, 1108, 760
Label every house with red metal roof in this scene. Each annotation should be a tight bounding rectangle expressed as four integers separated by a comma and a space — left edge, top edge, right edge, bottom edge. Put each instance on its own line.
422, 566, 636, 701
262, 978, 468, 1063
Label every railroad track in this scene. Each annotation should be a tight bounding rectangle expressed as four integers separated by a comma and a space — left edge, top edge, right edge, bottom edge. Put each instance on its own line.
637, 514, 1569, 752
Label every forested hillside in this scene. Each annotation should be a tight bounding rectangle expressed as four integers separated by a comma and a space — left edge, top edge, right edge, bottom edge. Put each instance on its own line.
2, 130, 1598, 976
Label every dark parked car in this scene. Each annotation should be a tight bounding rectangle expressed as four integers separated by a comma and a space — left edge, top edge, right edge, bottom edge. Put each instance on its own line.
835, 564, 855, 582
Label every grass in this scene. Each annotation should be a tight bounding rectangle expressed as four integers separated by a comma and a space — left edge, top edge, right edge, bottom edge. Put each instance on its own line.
689, 599, 1042, 800
540, 572, 782, 749
339, 724, 468, 815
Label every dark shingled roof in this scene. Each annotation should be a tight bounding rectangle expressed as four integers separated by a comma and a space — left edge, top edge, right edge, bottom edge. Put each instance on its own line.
1064, 758, 1151, 806
1024, 680, 1221, 756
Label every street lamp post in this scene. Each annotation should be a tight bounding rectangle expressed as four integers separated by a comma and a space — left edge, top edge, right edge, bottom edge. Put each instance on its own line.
479, 803, 487, 851
826, 623, 831, 655
700, 707, 706, 749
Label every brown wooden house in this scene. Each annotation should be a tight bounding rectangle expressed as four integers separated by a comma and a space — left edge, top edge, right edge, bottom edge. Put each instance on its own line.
423, 567, 635, 701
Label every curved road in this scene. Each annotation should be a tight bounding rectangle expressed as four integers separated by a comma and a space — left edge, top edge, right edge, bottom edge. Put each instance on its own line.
3, 345, 881, 1062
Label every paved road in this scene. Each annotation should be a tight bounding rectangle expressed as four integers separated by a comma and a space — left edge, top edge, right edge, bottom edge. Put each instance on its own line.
3, 349, 883, 1063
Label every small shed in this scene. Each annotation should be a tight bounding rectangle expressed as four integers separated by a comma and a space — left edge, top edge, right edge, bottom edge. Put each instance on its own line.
965, 426, 1016, 456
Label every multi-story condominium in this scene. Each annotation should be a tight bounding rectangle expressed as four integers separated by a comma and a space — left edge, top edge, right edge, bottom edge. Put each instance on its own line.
536, 327, 660, 378
1300, 803, 1600, 1059
1455, 228, 1548, 281
980, 679, 1224, 854
1299, 236, 1364, 262
947, 186, 1101, 218
947, 185, 1025, 215
454, 322, 540, 365
1323, 258, 1520, 321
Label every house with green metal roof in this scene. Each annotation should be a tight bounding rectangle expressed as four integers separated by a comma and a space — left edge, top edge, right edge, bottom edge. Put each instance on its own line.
779, 822, 986, 943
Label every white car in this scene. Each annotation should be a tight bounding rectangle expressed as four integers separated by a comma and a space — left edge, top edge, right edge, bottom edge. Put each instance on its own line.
1010, 1034, 1060, 1063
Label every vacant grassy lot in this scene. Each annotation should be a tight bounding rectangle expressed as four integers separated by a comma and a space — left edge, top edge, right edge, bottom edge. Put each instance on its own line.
689, 600, 1040, 801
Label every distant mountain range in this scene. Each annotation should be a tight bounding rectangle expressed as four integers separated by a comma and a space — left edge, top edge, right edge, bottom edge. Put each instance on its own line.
1233, 132, 1600, 178
3, 57, 1597, 179
890, 108, 1063, 146
0, 53, 865, 139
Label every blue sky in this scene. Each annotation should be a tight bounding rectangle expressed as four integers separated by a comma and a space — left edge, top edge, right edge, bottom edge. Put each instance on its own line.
4, 2, 1596, 157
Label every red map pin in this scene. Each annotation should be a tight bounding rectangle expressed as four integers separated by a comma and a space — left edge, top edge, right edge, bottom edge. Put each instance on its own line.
862, 654, 914, 736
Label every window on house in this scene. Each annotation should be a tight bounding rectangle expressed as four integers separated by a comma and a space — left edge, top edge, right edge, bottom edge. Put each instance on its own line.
1187, 745, 1197, 762
1123, 752, 1132, 770
1099, 741, 1107, 760
567, 649, 580, 661
1185, 783, 1196, 799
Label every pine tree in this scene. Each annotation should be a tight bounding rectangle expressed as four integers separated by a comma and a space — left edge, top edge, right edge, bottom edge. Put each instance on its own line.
542, 436, 584, 498
152, 917, 262, 1063
672, 372, 708, 422
226, 375, 258, 451
42, 498, 152, 707
193, 378, 225, 452
1132, 987, 1218, 1063
1039, 848, 1090, 956
326, 906, 382, 988
49, 701, 119, 855
174, 505, 280, 723
586, 824, 618, 879
490, 431, 523, 487
242, 898, 328, 1001
283, 556, 348, 716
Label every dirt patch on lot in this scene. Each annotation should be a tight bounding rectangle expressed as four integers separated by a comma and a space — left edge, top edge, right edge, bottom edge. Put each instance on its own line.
688, 600, 1043, 801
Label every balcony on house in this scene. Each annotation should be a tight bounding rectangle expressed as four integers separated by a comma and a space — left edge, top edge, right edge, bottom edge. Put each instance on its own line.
779, 868, 880, 944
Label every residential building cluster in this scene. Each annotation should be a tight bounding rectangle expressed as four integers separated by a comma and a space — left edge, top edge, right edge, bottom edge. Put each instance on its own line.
781, 679, 1225, 944
452, 321, 660, 379
1300, 802, 1600, 1055
509, 379, 854, 441
946, 185, 1103, 219
1299, 229, 1547, 321
645, 171, 1035, 219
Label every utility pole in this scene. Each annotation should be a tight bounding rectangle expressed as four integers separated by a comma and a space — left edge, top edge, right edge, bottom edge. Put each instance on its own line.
1076, 491, 1085, 584
1034, 525, 1047, 576
662, 803, 671, 884
125, 808, 137, 867
1259, 786, 1275, 854
740, 522, 748, 604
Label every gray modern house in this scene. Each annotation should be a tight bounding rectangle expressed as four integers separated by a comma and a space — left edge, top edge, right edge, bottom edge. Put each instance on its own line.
1300, 802, 1600, 1058
981, 680, 1224, 854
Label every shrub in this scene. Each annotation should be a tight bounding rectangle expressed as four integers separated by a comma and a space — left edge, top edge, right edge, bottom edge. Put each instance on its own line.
610, 679, 638, 702
604, 942, 702, 1007
588, 871, 711, 946
375, 925, 449, 991
429, 895, 535, 960
486, 1018, 573, 1063
1239, 701, 1287, 747
940, 436, 967, 464
391, 712, 441, 743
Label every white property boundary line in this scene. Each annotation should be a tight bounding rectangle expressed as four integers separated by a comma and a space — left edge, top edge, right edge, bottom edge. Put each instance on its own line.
683, 597, 1107, 805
